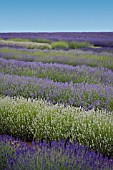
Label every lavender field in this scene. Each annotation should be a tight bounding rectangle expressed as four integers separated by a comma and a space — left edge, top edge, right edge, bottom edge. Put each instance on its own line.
0, 32, 113, 170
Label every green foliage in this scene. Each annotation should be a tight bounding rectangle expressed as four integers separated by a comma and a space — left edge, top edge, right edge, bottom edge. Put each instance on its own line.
51, 41, 69, 49
7, 38, 52, 45
51, 40, 91, 49
31, 38, 51, 44
1, 96, 113, 157
68, 41, 92, 49
7, 38, 31, 42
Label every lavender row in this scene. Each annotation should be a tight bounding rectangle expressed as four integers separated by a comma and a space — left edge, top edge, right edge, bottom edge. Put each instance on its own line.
0, 45, 113, 57
0, 40, 51, 49
1, 72, 113, 111
1, 58, 113, 85
0, 50, 113, 70
79, 46, 113, 54
1, 135, 113, 170
0, 44, 27, 49
0, 32, 113, 47
1, 45, 113, 56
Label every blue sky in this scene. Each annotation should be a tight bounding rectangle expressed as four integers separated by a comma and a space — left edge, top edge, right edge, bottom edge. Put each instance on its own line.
0, 0, 113, 32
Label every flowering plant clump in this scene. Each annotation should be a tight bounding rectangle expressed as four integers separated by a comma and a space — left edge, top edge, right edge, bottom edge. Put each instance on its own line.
0, 96, 113, 158
0, 135, 113, 170
1, 58, 113, 85
0, 73, 113, 111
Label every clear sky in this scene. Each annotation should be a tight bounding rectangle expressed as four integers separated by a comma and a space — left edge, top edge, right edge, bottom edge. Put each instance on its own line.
0, 0, 113, 32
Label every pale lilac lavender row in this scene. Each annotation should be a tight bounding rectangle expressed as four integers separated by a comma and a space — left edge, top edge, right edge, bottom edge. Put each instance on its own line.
1, 72, 113, 111
1, 135, 113, 170
0, 58, 113, 85
0, 51, 113, 71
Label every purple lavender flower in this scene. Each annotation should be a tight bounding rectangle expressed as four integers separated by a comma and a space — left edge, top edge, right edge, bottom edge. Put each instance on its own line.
0, 73, 113, 111
1, 58, 113, 85
1, 134, 113, 170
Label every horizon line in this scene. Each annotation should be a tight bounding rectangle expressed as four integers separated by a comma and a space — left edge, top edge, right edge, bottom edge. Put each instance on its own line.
0, 31, 113, 33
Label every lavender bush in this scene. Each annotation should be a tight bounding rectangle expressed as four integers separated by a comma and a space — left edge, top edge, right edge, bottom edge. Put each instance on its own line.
1, 135, 113, 170
0, 97, 113, 157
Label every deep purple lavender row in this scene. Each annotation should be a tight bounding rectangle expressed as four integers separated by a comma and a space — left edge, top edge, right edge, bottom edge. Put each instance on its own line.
0, 135, 113, 170
0, 32, 113, 47
1, 72, 113, 111
1, 58, 113, 85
